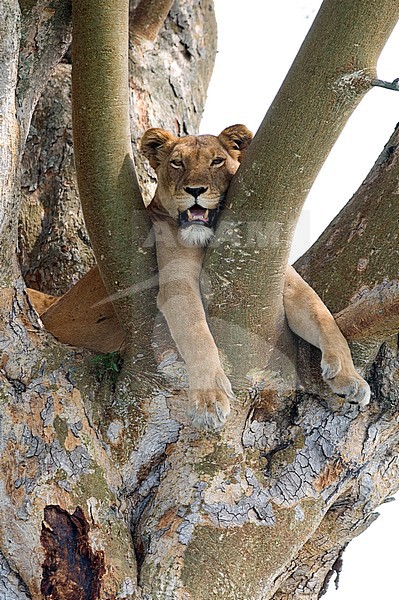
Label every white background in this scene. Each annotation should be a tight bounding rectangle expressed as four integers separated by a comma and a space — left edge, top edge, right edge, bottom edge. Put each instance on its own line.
200, 1, 399, 598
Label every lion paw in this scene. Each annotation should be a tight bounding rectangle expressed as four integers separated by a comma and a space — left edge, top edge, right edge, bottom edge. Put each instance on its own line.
188, 372, 233, 429
321, 353, 342, 380
321, 352, 370, 408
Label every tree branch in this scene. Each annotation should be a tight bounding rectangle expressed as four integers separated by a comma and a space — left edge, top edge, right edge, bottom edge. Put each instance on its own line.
296, 123, 399, 317
371, 76, 399, 91
72, 0, 157, 367
17, 0, 72, 143
1, 0, 72, 284
204, 0, 399, 380
131, 0, 174, 43
0, 0, 20, 284
335, 280, 399, 343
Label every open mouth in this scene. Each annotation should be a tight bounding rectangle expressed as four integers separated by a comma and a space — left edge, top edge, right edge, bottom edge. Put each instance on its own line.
178, 204, 220, 229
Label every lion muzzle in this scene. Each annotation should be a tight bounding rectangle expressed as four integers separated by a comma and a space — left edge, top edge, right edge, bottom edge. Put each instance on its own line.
177, 204, 220, 246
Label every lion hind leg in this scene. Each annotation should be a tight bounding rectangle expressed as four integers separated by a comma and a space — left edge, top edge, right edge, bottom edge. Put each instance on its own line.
284, 266, 371, 407
321, 352, 371, 408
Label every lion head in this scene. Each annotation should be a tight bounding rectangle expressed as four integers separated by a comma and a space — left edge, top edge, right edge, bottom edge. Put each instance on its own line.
140, 124, 253, 246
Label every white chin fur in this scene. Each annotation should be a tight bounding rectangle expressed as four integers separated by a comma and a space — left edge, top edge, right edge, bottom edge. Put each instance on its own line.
178, 224, 215, 247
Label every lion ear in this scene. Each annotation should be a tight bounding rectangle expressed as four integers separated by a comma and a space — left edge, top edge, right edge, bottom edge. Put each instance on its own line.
218, 125, 253, 162
140, 128, 177, 169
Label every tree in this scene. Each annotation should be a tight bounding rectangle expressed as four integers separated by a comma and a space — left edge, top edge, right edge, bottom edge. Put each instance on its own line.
0, 1, 398, 599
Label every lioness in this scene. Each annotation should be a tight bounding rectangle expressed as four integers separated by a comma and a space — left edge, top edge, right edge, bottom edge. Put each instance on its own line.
141, 125, 370, 428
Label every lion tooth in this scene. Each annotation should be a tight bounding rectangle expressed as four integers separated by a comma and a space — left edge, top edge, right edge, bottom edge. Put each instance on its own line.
204, 209, 209, 219
187, 209, 193, 221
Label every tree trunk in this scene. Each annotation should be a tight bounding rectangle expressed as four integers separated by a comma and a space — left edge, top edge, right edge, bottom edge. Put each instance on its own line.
19, 62, 95, 296
1, 1, 399, 599
1, 1, 216, 598
18, 0, 217, 296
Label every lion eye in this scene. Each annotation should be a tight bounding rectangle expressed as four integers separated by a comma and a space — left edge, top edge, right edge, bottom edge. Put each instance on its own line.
211, 157, 225, 166
170, 159, 184, 168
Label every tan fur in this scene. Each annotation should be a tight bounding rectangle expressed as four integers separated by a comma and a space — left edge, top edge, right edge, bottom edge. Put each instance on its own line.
141, 125, 370, 428
26, 288, 59, 315
283, 267, 370, 402
30, 266, 124, 354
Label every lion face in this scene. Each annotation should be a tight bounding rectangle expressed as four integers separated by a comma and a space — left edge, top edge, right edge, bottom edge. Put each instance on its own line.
140, 125, 253, 246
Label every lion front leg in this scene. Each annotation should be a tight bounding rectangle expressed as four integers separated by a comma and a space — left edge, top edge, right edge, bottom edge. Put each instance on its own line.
157, 269, 234, 428
284, 266, 371, 407
153, 221, 234, 429
161, 305, 233, 428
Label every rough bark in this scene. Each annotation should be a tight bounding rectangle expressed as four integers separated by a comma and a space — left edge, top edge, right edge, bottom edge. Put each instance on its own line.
0, 0, 22, 284
131, 0, 175, 43
127, 2, 399, 595
295, 124, 399, 315
0, 286, 139, 599
0, 3, 138, 595
19, 63, 95, 296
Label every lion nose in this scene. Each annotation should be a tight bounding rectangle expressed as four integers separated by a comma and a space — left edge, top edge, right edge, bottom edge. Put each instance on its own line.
184, 186, 208, 199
